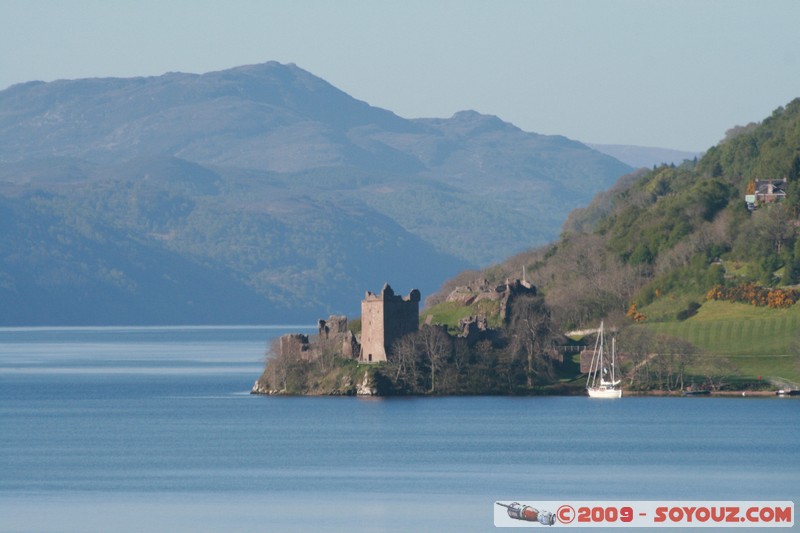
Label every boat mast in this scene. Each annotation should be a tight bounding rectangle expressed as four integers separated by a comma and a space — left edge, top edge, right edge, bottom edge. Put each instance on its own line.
587, 321, 604, 389
611, 337, 617, 385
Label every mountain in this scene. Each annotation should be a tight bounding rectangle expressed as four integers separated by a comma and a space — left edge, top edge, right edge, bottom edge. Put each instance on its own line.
0, 62, 632, 325
587, 144, 702, 168
0, 63, 412, 171
0, 156, 467, 325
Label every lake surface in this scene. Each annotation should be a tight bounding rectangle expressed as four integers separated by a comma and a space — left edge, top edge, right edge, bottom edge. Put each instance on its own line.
1, 327, 797, 532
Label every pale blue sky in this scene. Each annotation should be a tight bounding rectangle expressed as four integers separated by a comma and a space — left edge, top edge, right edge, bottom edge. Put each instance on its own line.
2, 0, 798, 152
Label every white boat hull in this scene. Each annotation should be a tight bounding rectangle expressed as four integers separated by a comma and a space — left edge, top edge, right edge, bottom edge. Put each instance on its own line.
587, 386, 622, 398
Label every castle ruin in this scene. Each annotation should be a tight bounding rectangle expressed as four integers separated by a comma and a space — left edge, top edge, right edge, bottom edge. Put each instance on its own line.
318, 315, 359, 359
444, 277, 536, 323
359, 283, 421, 362
271, 279, 540, 365
271, 283, 421, 364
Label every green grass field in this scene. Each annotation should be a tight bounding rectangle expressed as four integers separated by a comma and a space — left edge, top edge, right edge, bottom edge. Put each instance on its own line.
420, 299, 504, 332
422, 296, 800, 386
644, 300, 800, 384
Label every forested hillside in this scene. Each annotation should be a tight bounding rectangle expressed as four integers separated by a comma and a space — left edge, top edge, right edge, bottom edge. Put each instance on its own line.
420, 98, 800, 390
0, 62, 631, 325
434, 98, 800, 328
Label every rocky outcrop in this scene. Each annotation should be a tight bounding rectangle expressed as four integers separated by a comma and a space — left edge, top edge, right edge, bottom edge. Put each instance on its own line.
251, 378, 282, 395
251, 367, 382, 396
356, 371, 377, 396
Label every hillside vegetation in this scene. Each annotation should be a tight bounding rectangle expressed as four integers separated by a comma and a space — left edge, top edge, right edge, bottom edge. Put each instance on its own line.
426, 98, 800, 386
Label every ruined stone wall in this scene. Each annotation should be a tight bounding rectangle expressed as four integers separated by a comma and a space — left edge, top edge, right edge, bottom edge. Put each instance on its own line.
445, 278, 537, 322
318, 315, 348, 339
279, 333, 311, 360
459, 315, 489, 345
277, 315, 360, 362
498, 279, 537, 322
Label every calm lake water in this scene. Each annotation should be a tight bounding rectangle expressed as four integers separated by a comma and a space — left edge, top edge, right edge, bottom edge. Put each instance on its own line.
0, 327, 797, 532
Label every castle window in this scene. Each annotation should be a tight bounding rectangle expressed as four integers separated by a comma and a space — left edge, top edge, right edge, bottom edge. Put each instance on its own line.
368, 354, 372, 362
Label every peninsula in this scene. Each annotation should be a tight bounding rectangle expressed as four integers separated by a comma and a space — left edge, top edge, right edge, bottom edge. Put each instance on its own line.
251, 280, 563, 396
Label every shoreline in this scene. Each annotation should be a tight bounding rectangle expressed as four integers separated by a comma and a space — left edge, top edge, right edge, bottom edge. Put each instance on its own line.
251, 388, 795, 398
624, 389, 784, 397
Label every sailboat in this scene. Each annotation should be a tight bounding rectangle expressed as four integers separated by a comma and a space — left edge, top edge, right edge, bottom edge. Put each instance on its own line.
586, 321, 622, 398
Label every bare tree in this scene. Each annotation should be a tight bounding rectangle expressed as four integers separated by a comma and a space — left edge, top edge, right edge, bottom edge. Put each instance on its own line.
659, 335, 697, 391
536, 234, 646, 329
262, 337, 287, 391
471, 339, 499, 392
450, 337, 475, 392
389, 333, 420, 392
753, 203, 795, 256
507, 295, 555, 388
262, 335, 311, 393
618, 328, 698, 391
696, 354, 738, 391
314, 337, 336, 375
417, 325, 452, 394
618, 327, 655, 389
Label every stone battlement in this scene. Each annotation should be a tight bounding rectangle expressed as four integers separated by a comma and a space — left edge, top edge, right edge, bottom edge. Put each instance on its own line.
363, 283, 421, 304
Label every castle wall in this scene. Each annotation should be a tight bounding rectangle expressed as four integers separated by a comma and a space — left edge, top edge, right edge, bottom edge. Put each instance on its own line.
360, 284, 420, 363
279, 333, 311, 360
278, 316, 360, 362
360, 297, 386, 363
318, 315, 348, 339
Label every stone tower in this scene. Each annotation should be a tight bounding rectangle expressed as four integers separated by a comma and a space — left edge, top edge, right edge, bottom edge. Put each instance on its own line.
359, 283, 420, 363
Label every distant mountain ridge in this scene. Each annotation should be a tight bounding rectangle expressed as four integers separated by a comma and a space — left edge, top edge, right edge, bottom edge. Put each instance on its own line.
588, 144, 702, 168
1, 62, 407, 170
0, 62, 632, 325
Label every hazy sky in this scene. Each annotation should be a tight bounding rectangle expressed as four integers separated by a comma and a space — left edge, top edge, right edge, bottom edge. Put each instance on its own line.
2, 0, 798, 152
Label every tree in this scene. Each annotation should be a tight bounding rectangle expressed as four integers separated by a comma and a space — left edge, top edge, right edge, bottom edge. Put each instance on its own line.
690, 178, 732, 222
507, 295, 556, 388
787, 239, 800, 285
263, 336, 309, 393
537, 233, 645, 329
417, 325, 452, 393
753, 204, 794, 256
314, 336, 337, 375
470, 339, 500, 393
389, 333, 422, 393
618, 327, 656, 389
784, 166, 800, 218
657, 335, 697, 391
695, 355, 737, 391
617, 328, 698, 391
